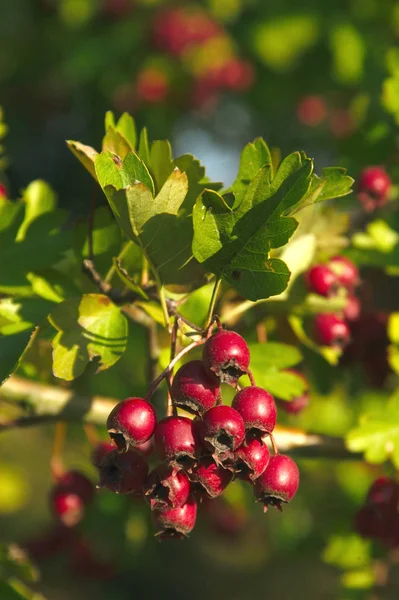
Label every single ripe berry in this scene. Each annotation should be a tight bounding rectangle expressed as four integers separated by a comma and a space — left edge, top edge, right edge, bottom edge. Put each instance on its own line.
254, 454, 299, 511
202, 329, 250, 385
233, 435, 270, 482
107, 397, 156, 452
143, 464, 190, 511
189, 456, 233, 498
152, 495, 197, 539
232, 386, 277, 435
366, 476, 399, 509
0, 183, 7, 198
328, 256, 359, 289
97, 448, 148, 494
305, 264, 338, 297
314, 313, 350, 348
357, 166, 391, 212
171, 360, 221, 415
154, 417, 198, 468
343, 295, 361, 322
296, 95, 327, 127
198, 405, 245, 461
50, 471, 94, 527
136, 68, 169, 104
354, 505, 386, 539
91, 441, 116, 467
277, 371, 310, 415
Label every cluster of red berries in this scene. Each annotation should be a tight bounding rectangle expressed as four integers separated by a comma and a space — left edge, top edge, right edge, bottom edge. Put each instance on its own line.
94, 328, 299, 539
296, 95, 355, 139
357, 166, 392, 212
132, 6, 254, 109
355, 476, 399, 548
305, 255, 360, 350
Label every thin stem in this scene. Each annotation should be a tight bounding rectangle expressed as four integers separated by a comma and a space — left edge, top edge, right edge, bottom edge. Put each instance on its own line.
256, 321, 268, 344
269, 433, 279, 455
247, 368, 256, 386
144, 338, 205, 402
167, 317, 180, 417
159, 286, 170, 330
204, 278, 222, 330
104, 241, 133, 283
141, 256, 149, 287
83, 424, 98, 447
51, 422, 67, 479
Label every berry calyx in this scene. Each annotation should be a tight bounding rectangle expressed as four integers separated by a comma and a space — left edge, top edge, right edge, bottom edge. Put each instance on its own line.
106, 397, 156, 452
50, 471, 94, 527
233, 435, 270, 482
305, 264, 338, 297
314, 313, 350, 348
328, 256, 359, 289
232, 386, 277, 435
154, 416, 198, 468
171, 360, 221, 415
198, 405, 245, 461
189, 456, 233, 498
254, 454, 299, 511
357, 166, 391, 212
91, 441, 116, 467
143, 464, 190, 511
152, 495, 197, 539
202, 329, 250, 385
97, 449, 148, 494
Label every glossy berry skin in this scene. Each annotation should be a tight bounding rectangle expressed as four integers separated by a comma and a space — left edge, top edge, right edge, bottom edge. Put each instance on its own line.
154, 417, 198, 467
233, 436, 270, 482
143, 464, 190, 511
305, 264, 338, 297
328, 256, 359, 289
314, 313, 350, 348
91, 441, 116, 467
255, 454, 299, 511
203, 329, 250, 385
277, 371, 310, 415
232, 386, 277, 434
152, 495, 197, 539
50, 471, 94, 527
190, 457, 233, 498
357, 166, 391, 212
107, 397, 156, 452
98, 449, 148, 494
343, 295, 361, 322
171, 360, 221, 415
199, 405, 245, 461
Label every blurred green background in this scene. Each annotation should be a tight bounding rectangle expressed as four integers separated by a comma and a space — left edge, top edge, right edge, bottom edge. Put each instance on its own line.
1, 0, 399, 598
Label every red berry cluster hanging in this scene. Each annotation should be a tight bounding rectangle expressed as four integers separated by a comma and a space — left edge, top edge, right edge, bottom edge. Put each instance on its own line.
305, 255, 361, 350
355, 477, 399, 548
96, 325, 300, 539
357, 166, 392, 212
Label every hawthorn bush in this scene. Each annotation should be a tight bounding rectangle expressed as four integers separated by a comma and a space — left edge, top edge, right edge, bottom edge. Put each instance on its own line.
1, 2, 399, 600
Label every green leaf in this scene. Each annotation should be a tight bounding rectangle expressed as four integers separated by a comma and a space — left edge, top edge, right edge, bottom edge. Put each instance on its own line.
256, 370, 308, 400
102, 128, 132, 160
102, 168, 206, 291
49, 294, 128, 381
288, 314, 342, 365
323, 534, 371, 570
138, 127, 150, 165
17, 180, 57, 240
249, 343, 305, 400
0, 329, 37, 385
192, 155, 313, 301
304, 167, 354, 204
66, 140, 98, 179
388, 313, 399, 343
112, 258, 149, 299
149, 140, 173, 192
115, 112, 136, 149
341, 568, 375, 590
0, 297, 53, 333
104, 110, 116, 130
230, 138, 273, 202
249, 342, 303, 370
26, 270, 79, 303
95, 150, 155, 196
346, 393, 399, 467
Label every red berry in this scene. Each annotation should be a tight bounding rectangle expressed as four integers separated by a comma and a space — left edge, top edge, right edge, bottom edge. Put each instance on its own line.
135, 437, 154, 457
97, 448, 148, 494
154, 417, 199, 468
171, 360, 221, 415
203, 329, 250, 385
24, 524, 75, 559
152, 495, 197, 539
254, 454, 299, 511
136, 68, 169, 104
343, 295, 361, 322
305, 264, 338, 297
91, 441, 116, 467
0, 183, 7, 198
143, 464, 190, 511
198, 405, 245, 461
232, 386, 277, 434
314, 313, 350, 348
233, 435, 270, 482
366, 477, 399, 509
189, 456, 233, 498
297, 95, 327, 127
106, 397, 156, 452
354, 505, 386, 539
277, 371, 310, 415
50, 471, 94, 527
220, 58, 255, 91
328, 256, 359, 289
357, 166, 391, 212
